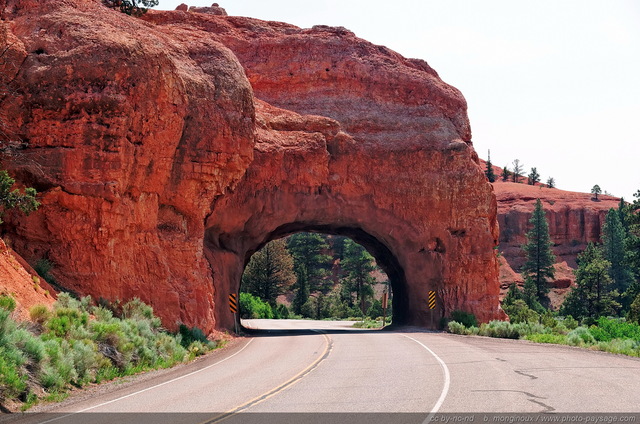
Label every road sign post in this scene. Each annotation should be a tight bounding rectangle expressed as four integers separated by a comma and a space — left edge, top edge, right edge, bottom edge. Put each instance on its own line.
381, 291, 388, 327
229, 293, 239, 334
428, 290, 436, 328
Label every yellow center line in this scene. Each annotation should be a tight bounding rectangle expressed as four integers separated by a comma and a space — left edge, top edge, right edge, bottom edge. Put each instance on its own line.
202, 331, 333, 424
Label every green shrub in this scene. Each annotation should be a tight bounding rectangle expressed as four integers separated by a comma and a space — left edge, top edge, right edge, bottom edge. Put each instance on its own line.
0, 296, 216, 407
447, 321, 468, 335
275, 304, 290, 319
592, 317, 640, 342
594, 338, 640, 357
122, 298, 160, 328
46, 308, 88, 338
0, 347, 27, 399
239, 292, 274, 319
525, 333, 567, 344
178, 325, 212, 350
502, 300, 540, 324
450, 310, 477, 328
91, 305, 113, 322
628, 294, 640, 324
567, 327, 596, 346
33, 259, 56, 286
478, 320, 521, 339
540, 311, 559, 328
0, 294, 16, 312
29, 304, 51, 325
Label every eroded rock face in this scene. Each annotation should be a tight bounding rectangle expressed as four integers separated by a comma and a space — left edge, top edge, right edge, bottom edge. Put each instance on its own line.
1, 0, 254, 332
493, 181, 620, 308
1, 0, 503, 331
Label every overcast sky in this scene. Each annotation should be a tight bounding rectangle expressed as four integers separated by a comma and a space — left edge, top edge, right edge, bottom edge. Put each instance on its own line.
156, 1, 640, 200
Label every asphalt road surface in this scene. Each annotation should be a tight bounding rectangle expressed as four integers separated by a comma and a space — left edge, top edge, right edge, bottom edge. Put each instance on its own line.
5, 319, 640, 424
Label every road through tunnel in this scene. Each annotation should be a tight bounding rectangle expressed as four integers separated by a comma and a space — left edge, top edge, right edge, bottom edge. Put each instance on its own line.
244, 225, 409, 328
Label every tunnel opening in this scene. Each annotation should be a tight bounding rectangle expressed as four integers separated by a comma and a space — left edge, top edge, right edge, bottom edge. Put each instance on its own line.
234, 223, 409, 330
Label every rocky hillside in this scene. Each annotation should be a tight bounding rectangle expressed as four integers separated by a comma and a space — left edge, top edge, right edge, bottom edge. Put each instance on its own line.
490, 177, 620, 308
0, 239, 55, 320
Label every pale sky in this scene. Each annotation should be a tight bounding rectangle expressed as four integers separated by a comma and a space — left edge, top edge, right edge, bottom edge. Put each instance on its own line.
156, 1, 640, 200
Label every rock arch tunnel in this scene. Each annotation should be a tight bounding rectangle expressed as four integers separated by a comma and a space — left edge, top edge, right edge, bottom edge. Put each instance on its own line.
203, 99, 504, 331
1, 3, 504, 334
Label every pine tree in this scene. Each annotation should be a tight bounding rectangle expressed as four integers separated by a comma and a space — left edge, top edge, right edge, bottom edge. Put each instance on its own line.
502, 283, 524, 308
601, 208, 632, 296
485, 151, 496, 183
624, 191, 640, 302
561, 243, 619, 322
292, 264, 309, 315
527, 167, 540, 185
546, 177, 555, 188
287, 233, 332, 294
501, 166, 511, 182
340, 239, 376, 315
521, 199, 556, 306
591, 185, 602, 201
242, 239, 296, 307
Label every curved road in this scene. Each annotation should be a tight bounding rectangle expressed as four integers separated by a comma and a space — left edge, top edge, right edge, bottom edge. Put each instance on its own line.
7, 319, 640, 423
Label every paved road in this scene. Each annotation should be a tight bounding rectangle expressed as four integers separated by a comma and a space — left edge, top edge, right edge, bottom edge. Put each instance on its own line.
7, 319, 640, 423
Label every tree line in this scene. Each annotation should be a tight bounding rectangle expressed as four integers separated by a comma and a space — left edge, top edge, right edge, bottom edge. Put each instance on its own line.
503, 192, 640, 325
241, 233, 389, 320
485, 153, 555, 188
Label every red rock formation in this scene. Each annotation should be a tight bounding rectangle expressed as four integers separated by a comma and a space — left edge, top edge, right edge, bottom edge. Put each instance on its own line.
0, 0, 504, 331
0, 239, 55, 320
493, 181, 620, 307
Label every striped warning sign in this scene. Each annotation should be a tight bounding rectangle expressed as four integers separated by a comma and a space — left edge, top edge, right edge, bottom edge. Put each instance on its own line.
229, 293, 238, 313
428, 290, 436, 310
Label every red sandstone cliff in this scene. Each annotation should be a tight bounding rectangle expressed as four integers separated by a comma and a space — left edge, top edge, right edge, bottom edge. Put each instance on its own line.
1, 0, 502, 330
492, 180, 619, 307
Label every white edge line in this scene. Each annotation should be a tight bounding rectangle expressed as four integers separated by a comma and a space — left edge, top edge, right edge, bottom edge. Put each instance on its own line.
37, 338, 256, 424
402, 334, 451, 422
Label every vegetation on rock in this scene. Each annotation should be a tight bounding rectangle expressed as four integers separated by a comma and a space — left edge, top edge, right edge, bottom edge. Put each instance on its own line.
0, 294, 218, 411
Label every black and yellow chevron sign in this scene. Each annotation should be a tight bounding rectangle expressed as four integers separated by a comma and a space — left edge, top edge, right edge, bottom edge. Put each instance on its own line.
229, 293, 238, 314
428, 291, 436, 310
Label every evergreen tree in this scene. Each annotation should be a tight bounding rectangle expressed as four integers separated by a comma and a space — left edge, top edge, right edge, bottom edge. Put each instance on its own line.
287, 233, 332, 294
292, 264, 309, 315
527, 167, 540, 185
502, 283, 524, 308
340, 239, 376, 315
485, 151, 496, 183
561, 243, 619, 322
628, 293, 640, 324
242, 239, 296, 307
601, 208, 633, 296
521, 199, 556, 306
501, 166, 511, 182
591, 184, 602, 200
546, 177, 555, 188
624, 191, 640, 301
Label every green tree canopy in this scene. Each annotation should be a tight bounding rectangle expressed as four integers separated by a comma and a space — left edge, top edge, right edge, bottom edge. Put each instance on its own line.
0, 170, 39, 224
561, 243, 619, 322
602, 208, 633, 297
242, 239, 296, 307
340, 239, 376, 314
521, 199, 556, 306
546, 177, 555, 188
527, 167, 540, 185
485, 152, 496, 183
